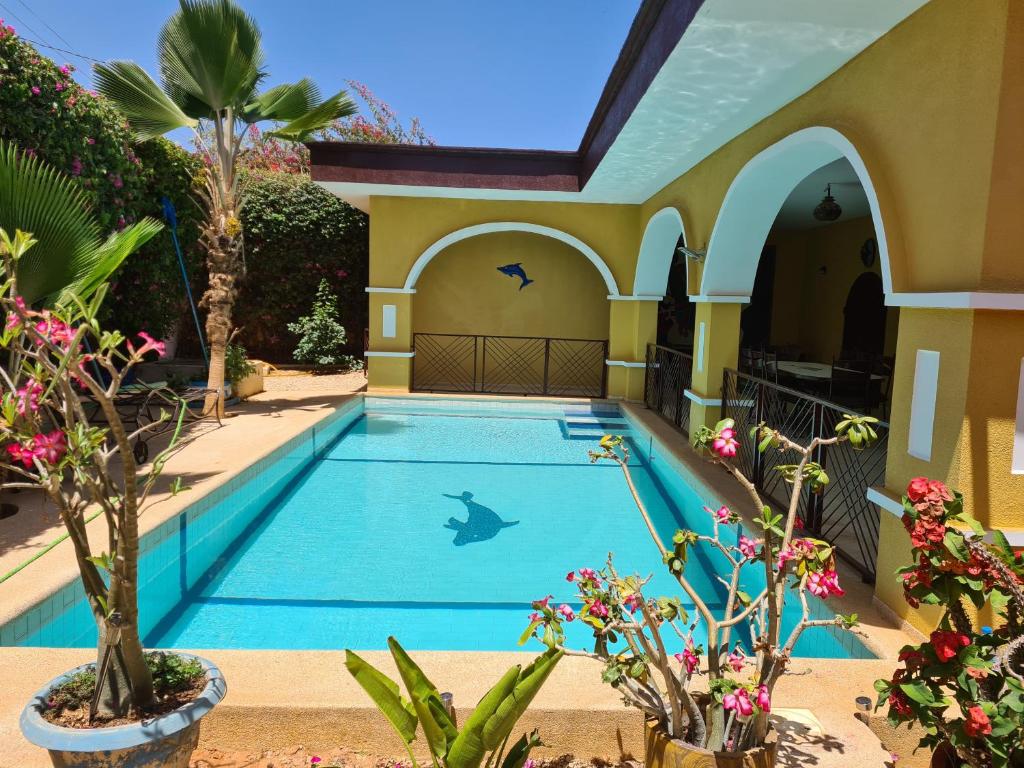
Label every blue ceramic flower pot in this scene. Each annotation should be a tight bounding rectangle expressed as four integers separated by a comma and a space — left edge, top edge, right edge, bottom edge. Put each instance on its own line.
20, 653, 226, 768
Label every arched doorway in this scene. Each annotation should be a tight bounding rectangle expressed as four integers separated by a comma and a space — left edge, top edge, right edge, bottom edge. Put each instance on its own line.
842, 272, 886, 356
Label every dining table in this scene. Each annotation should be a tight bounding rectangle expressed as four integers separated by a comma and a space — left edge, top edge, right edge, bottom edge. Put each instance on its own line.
774, 361, 886, 381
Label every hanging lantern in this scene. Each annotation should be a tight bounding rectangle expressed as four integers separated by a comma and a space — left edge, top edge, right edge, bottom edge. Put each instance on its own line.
813, 183, 842, 222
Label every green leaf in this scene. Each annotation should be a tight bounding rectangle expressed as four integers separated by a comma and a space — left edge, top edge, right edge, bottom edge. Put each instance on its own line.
481, 650, 562, 750
388, 637, 449, 760
242, 78, 321, 122
500, 729, 542, 768
943, 530, 969, 562
446, 665, 521, 768
899, 681, 936, 706
344, 650, 417, 744
266, 89, 358, 141
92, 60, 197, 140
0, 142, 163, 306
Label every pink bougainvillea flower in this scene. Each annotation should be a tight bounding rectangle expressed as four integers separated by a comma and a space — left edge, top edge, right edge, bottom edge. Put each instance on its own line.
712, 427, 738, 458
557, 604, 575, 622
70, 157, 83, 176
30, 85, 40, 95
738, 535, 760, 560
727, 648, 746, 673
59, 64, 71, 75
963, 705, 992, 738
755, 685, 771, 713
55, 82, 64, 92
930, 630, 970, 662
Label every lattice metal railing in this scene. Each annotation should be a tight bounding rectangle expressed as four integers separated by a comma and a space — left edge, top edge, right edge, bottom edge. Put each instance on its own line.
643, 344, 694, 436
721, 368, 889, 582
412, 334, 607, 398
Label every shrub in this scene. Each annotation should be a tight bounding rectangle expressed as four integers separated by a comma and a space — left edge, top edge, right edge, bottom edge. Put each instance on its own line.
0, 24, 203, 339
288, 278, 360, 372
225, 343, 256, 384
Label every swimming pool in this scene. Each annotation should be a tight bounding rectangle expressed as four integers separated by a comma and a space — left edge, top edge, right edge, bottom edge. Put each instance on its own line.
0, 396, 871, 658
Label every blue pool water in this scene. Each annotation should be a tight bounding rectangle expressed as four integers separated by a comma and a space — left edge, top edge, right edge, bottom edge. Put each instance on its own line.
1, 397, 871, 658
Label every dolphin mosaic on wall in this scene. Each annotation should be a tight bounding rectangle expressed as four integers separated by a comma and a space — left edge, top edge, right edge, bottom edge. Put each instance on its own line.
497, 263, 534, 290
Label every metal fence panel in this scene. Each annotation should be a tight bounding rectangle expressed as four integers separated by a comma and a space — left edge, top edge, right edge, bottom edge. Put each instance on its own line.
643, 344, 693, 436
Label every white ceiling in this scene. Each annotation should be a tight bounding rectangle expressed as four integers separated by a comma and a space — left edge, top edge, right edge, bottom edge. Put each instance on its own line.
773, 158, 870, 229
321, 0, 931, 211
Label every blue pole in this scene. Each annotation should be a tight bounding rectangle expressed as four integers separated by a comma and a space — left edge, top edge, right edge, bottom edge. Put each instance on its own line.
161, 197, 208, 366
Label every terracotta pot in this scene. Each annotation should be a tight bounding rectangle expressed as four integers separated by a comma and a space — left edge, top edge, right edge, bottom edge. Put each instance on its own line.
20, 654, 226, 768
645, 718, 778, 768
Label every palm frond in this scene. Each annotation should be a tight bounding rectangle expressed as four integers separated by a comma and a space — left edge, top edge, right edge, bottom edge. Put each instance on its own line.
93, 61, 197, 141
158, 0, 265, 114
266, 90, 357, 142
242, 78, 321, 123
0, 141, 162, 305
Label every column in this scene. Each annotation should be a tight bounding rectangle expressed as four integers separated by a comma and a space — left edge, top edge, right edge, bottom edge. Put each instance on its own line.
686, 299, 743, 431
365, 288, 415, 392
606, 297, 659, 400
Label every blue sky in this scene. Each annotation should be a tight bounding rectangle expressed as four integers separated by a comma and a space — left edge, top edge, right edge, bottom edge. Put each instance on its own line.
9, 1, 641, 149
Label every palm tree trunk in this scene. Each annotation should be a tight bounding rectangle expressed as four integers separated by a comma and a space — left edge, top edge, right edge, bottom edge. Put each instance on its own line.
200, 226, 242, 420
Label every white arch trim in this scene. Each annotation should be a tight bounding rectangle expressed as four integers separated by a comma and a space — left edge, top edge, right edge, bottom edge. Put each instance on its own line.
633, 206, 686, 297
701, 127, 893, 297
403, 221, 620, 295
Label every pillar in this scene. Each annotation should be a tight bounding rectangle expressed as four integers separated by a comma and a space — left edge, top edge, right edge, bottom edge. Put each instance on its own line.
606, 298, 659, 400
687, 300, 743, 431
365, 289, 415, 392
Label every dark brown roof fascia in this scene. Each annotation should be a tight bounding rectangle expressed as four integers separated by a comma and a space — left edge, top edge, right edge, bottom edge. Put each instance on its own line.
308, 142, 580, 192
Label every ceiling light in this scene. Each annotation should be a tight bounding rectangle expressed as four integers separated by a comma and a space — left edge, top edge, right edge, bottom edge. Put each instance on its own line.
813, 184, 842, 222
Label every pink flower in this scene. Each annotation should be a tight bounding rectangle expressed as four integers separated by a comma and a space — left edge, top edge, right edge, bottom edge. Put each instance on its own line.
30, 86, 40, 95
738, 535, 759, 559
132, 331, 166, 358
578, 567, 599, 583
557, 604, 575, 622
675, 642, 701, 676
532, 595, 552, 610
70, 157, 83, 176
59, 65, 71, 75
86, 137, 95, 144
755, 685, 771, 713
565, 571, 576, 583
586, 600, 609, 619
15, 379, 43, 415
622, 592, 643, 614
6, 440, 42, 468
34, 431, 66, 465
707, 505, 731, 523
55, 82, 64, 92
528, 612, 541, 622
524, 760, 536, 768
310, 758, 322, 765
807, 569, 845, 599
712, 427, 738, 458
722, 689, 754, 718
726, 648, 745, 673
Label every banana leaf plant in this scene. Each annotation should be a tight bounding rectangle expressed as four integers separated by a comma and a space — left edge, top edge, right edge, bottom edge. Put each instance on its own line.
345, 637, 562, 768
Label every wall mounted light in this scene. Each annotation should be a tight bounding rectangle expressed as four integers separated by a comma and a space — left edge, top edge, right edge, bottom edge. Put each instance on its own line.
813, 183, 842, 222
676, 244, 707, 262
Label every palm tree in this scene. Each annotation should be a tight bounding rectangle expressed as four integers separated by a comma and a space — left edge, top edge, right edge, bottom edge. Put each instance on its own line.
94, 0, 356, 417
0, 141, 163, 306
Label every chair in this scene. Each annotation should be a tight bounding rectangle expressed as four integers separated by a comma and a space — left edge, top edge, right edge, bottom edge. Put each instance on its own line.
762, 349, 779, 383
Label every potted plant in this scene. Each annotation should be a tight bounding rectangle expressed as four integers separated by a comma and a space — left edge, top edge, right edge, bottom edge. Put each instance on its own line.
875, 478, 1024, 768
1, 229, 225, 767
522, 416, 879, 767
346, 636, 561, 768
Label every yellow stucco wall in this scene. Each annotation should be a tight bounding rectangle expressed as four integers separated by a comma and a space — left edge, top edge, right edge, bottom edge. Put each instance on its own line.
768, 216, 898, 363
413, 231, 610, 339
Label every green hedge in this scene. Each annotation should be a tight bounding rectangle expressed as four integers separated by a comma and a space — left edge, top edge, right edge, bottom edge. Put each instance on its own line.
0, 26, 202, 339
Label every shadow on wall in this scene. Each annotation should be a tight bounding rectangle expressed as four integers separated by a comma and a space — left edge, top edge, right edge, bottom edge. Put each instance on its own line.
442, 491, 519, 546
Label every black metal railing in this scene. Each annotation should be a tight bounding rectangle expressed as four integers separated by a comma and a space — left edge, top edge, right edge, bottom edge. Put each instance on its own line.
413, 333, 607, 398
721, 368, 889, 582
644, 344, 694, 436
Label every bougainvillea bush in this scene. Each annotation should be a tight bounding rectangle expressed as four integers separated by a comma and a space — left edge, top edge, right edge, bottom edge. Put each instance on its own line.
875, 479, 1024, 768
0, 24, 203, 339
523, 416, 878, 754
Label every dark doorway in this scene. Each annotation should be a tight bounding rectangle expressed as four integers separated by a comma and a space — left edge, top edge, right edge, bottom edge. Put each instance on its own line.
740, 246, 776, 349
841, 272, 886, 356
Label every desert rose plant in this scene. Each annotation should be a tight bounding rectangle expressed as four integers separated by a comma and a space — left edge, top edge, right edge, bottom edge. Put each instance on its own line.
875, 478, 1024, 768
0, 229, 189, 718
523, 416, 878, 753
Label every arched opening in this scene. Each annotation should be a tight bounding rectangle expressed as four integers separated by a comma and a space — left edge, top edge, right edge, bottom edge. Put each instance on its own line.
701, 127, 901, 581
635, 207, 695, 350
411, 229, 611, 397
